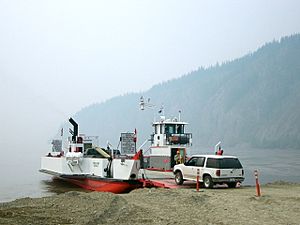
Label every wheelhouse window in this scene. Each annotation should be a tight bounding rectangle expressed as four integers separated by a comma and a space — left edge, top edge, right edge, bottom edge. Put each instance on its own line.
165, 124, 175, 134
165, 124, 185, 134
176, 125, 184, 134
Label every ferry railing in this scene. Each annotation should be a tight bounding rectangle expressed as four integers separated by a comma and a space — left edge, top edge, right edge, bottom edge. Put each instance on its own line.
150, 133, 192, 146
166, 133, 192, 146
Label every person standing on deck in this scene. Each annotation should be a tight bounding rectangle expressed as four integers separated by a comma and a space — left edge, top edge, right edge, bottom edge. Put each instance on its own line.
216, 146, 223, 155
174, 150, 181, 164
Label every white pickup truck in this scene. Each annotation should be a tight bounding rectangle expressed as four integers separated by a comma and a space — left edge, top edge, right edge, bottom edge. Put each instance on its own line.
173, 154, 245, 188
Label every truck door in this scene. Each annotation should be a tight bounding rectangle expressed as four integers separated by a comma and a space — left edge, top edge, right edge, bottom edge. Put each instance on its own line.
182, 157, 198, 179
194, 157, 205, 182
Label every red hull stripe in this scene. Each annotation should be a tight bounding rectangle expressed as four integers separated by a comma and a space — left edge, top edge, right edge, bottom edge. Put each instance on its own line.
60, 177, 142, 194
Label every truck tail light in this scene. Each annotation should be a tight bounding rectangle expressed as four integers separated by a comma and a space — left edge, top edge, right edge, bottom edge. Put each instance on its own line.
216, 170, 221, 176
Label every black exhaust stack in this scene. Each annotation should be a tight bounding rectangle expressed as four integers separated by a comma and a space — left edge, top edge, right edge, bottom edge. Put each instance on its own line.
69, 117, 78, 143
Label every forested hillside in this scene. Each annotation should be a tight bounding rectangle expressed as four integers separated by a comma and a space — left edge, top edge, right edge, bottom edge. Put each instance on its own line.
72, 34, 300, 149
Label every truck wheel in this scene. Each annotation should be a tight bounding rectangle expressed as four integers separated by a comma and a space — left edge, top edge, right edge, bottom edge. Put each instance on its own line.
203, 175, 213, 188
227, 182, 237, 188
175, 171, 184, 185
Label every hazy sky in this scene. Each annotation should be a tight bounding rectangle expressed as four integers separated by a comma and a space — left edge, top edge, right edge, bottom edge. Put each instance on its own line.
0, 0, 300, 148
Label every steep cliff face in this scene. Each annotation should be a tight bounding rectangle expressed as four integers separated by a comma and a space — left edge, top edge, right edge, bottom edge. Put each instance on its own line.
74, 34, 300, 149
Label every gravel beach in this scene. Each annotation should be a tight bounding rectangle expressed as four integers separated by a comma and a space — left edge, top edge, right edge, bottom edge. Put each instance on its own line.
0, 182, 299, 225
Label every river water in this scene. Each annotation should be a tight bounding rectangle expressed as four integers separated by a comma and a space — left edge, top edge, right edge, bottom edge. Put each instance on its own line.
0, 146, 299, 203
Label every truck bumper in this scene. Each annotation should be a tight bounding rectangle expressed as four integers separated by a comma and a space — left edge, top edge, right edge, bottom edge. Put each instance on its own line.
212, 177, 245, 183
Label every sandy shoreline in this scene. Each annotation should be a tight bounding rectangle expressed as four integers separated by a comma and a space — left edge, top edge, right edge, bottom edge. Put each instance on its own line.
0, 182, 299, 225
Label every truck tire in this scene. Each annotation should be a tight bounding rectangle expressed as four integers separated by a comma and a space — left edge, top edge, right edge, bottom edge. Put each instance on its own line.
175, 171, 184, 185
203, 175, 213, 188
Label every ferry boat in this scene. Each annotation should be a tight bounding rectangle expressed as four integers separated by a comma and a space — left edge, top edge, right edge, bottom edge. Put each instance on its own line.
40, 118, 142, 194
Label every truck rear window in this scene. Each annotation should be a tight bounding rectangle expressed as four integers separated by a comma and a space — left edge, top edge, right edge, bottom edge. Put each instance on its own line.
206, 158, 242, 169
